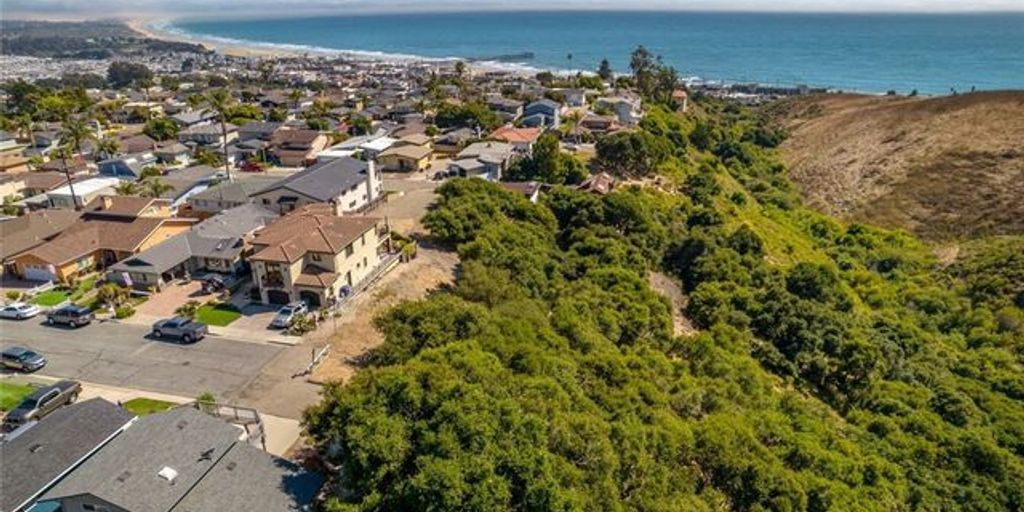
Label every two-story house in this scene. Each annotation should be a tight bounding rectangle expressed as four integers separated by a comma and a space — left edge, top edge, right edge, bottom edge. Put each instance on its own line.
248, 204, 392, 307
250, 157, 382, 215
522, 99, 562, 128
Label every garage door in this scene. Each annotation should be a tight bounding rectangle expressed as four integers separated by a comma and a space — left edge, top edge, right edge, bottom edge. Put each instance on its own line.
266, 290, 291, 305
24, 266, 57, 282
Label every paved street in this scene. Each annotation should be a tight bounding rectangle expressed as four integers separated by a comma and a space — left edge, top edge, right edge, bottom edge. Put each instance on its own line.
0, 316, 319, 417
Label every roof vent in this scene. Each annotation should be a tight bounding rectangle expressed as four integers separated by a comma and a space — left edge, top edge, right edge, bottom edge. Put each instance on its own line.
176, 420, 189, 430
116, 471, 132, 483
157, 466, 179, 484
29, 443, 44, 453
226, 462, 237, 471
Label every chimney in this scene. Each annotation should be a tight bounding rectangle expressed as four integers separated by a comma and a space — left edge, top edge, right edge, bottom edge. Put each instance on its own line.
365, 159, 378, 205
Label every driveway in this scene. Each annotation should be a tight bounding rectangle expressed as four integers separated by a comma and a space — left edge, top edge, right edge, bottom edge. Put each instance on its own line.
135, 280, 208, 318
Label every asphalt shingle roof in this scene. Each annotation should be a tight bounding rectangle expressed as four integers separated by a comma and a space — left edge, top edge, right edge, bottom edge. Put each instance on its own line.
254, 157, 370, 202
0, 399, 134, 512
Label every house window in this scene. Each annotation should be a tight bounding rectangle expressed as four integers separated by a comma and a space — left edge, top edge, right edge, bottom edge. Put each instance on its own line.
361, 234, 366, 246
262, 198, 270, 205
345, 244, 354, 257
363, 257, 367, 267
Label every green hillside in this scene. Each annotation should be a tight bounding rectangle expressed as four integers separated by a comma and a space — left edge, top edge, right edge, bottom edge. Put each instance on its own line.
305, 99, 1024, 511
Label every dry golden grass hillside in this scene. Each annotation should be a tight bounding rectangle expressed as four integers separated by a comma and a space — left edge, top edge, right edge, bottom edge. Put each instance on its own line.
770, 91, 1024, 240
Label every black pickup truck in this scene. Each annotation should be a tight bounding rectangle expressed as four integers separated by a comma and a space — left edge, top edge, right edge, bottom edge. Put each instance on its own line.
3, 380, 82, 428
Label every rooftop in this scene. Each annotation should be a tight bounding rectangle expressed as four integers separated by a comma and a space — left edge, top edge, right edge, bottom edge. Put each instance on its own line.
250, 205, 380, 263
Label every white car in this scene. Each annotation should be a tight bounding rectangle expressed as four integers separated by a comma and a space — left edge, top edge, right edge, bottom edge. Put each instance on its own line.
0, 302, 41, 320
270, 302, 308, 329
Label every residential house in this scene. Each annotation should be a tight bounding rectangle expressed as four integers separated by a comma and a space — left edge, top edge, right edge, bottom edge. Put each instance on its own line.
563, 89, 589, 107
20, 171, 71, 197
377, 144, 431, 173
0, 154, 31, 174
579, 113, 619, 135
251, 157, 382, 215
249, 204, 392, 306
237, 121, 284, 142
578, 172, 616, 195
170, 109, 217, 128
0, 209, 82, 277
9, 196, 194, 282
449, 141, 516, 180
522, 99, 562, 128
0, 174, 27, 201
500, 181, 543, 203
118, 134, 158, 154
595, 95, 644, 125
30, 131, 61, 155
153, 141, 191, 166
186, 177, 278, 215
98, 152, 159, 180
46, 177, 121, 209
433, 127, 476, 155
269, 129, 330, 167
177, 123, 238, 149
488, 125, 542, 155
486, 95, 524, 123
0, 130, 19, 152
357, 136, 397, 160
38, 406, 323, 512
109, 203, 278, 289
158, 165, 222, 209
0, 399, 134, 512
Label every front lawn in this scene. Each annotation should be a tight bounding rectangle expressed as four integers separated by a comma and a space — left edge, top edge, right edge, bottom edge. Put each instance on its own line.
32, 288, 70, 306
0, 382, 36, 412
195, 303, 242, 327
122, 397, 177, 416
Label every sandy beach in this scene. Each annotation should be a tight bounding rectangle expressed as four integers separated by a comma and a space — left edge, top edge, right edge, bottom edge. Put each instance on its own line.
126, 19, 312, 58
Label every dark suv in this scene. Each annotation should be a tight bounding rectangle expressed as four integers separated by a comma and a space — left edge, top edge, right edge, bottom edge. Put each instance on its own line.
1, 346, 47, 372
45, 305, 95, 328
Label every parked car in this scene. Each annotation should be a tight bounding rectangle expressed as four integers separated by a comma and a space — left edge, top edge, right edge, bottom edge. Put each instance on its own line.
200, 274, 225, 294
3, 380, 81, 428
240, 161, 264, 173
151, 316, 208, 343
270, 302, 308, 329
0, 302, 40, 320
1, 346, 47, 372
45, 305, 95, 328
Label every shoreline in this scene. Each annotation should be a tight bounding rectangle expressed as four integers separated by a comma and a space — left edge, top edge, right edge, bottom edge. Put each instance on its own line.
126, 19, 546, 77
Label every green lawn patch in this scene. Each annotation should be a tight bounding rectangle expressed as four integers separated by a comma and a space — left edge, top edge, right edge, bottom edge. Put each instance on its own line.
195, 303, 242, 327
68, 275, 98, 301
122, 397, 177, 416
32, 288, 70, 306
0, 382, 36, 412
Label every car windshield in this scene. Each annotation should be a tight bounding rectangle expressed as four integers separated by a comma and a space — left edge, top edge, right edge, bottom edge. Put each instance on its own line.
17, 398, 38, 409
19, 351, 39, 361
279, 307, 295, 315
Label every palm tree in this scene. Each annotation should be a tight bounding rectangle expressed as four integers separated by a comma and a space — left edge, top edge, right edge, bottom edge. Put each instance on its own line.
186, 94, 205, 112
288, 89, 303, 109
203, 89, 235, 182
141, 178, 174, 198
114, 181, 140, 196
564, 110, 583, 144
97, 137, 120, 160
53, 145, 82, 210
15, 114, 35, 145
53, 114, 94, 211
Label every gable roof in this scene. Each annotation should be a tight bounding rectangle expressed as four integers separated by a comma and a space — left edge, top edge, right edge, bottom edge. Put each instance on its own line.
489, 125, 542, 144
0, 209, 83, 260
378, 144, 432, 161
253, 157, 370, 203
1, 399, 134, 512
250, 206, 379, 263
189, 178, 277, 204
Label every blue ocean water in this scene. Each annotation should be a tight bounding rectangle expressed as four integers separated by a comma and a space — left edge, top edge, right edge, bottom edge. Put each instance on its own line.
172, 11, 1024, 94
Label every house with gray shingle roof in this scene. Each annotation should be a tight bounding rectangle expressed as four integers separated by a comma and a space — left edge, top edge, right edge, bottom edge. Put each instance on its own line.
0, 399, 134, 512
107, 203, 278, 289
38, 406, 323, 512
250, 157, 382, 215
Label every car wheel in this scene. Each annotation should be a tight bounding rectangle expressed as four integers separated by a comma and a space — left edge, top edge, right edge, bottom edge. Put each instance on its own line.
70, 392, 79, 402
153, 330, 162, 338
46, 317, 54, 324
183, 334, 193, 344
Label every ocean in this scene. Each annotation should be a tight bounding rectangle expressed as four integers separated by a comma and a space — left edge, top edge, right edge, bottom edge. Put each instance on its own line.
170, 11, 1024, 94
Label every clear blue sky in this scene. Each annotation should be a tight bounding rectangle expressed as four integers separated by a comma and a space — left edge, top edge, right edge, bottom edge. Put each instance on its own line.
6, 0, 1023, 19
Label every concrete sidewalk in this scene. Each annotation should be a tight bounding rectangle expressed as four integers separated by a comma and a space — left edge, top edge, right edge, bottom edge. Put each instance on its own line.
3, 374, 303, 457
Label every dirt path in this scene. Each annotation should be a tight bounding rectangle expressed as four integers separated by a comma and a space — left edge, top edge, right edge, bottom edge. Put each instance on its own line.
309, 246, 458, 383
648, 271, 698, 337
